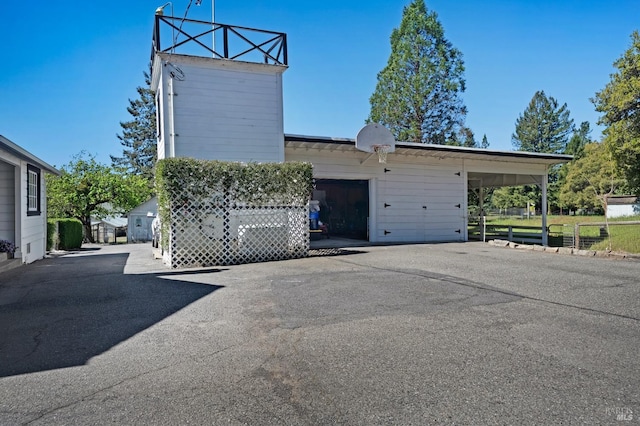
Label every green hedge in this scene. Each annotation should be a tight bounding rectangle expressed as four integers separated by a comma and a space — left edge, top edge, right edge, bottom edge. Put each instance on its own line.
46, 219, 57, 251
47, 219, 83, 250
155, 158, 314, 249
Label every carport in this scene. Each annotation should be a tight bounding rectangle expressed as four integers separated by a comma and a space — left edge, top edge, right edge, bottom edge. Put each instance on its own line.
464, 150, 571, 245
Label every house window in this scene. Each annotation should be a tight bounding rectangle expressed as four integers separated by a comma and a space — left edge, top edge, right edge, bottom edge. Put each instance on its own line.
27, 164, 41, 216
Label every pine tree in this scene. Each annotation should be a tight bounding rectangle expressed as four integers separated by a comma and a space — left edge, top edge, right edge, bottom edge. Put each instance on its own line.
460, 127, 476, 147
512, 90, 574, 154
480, 134, 489, 149
565, 121, 591, 159
111, 71, 157, 183
368, 0, 467, 144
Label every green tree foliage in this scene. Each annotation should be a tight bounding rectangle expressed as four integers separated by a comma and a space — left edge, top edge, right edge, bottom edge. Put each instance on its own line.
480, 134, 489, 149
592, 30, 640, 194
367, 0, 466, 144
111, 71, 157, 184
565, 121, 592, 159
447, 127, 476, 147
509, 90, 576, 212
491, 186, 536, 211
47, 152, 152, 242
512, 90, 574, 154
559, 143, 626, 212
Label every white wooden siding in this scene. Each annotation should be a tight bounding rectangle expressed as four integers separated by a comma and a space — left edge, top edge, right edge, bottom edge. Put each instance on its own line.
376, 159, 465, 242
20, 161, 47, 263
157, 55, 285, 163
608, 204, 640, 218
464, 158, 547, 176
0, 160, 15, 241
286, 148, 466, 243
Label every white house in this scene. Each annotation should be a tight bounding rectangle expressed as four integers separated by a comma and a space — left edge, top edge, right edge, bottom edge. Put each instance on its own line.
0, 135, 60, 265
149, 13, 571, 257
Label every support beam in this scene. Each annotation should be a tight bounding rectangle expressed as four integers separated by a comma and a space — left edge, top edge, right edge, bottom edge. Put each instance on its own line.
479, 183, 484, 242
541, 172, 548, 246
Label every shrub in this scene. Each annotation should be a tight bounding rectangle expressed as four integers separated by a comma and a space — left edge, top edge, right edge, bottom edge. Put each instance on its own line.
47, 219, 58, 250
51, 219, 83, 250
0, 240, 16, 254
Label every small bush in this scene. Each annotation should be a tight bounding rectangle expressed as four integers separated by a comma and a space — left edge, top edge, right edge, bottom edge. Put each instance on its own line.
53, 219, 83, 250
47, 219, 58, 250
0, 239, 16, 254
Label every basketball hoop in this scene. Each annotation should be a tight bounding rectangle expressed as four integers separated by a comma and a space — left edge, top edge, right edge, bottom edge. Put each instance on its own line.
373, 144, 391, 163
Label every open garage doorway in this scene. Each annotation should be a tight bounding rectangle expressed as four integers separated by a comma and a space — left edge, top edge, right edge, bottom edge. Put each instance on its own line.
313, 179, 369, 240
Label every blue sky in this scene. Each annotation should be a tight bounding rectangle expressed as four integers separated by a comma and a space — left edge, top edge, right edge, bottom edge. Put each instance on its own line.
2, 1, 638, 168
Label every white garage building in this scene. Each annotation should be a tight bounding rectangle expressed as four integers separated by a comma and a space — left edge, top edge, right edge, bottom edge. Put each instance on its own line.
150, 12, 570, 252
285, 134, 568, 244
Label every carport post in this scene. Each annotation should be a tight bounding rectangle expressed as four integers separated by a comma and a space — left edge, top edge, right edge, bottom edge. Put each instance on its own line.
541, 173, 548, 246
479, 184, 484, 242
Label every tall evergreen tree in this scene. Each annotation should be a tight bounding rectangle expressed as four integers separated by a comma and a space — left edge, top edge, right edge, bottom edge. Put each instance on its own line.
460, 127, 476, 148
480, 134, 489, 149
512, 90, 574, 154
565, 121, 592, 159
111, 71, 157, 183
509, 91, 575, 212
592, 30, 640, 193
367, 0, 467, 144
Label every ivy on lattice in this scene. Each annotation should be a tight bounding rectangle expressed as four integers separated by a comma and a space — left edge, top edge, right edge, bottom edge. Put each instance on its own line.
155, 158, 314, 267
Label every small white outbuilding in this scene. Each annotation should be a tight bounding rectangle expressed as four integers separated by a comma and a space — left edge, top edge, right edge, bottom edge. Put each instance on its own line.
607, 195, 640, 218
127, 197, 158, 243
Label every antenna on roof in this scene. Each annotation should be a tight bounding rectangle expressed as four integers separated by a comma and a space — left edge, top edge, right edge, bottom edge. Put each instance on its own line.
211, 0, 216, 56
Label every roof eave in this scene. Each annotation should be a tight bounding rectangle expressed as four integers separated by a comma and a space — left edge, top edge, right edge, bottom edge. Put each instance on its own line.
0, 135, 61, 175
284, 134, 573, 166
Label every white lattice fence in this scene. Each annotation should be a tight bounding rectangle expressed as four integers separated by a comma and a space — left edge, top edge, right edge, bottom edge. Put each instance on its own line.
166, 201, 309, 268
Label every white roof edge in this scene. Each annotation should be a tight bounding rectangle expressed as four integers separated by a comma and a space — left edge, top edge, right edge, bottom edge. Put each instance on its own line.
284, 134, 573, 162
0, 135, 60, 175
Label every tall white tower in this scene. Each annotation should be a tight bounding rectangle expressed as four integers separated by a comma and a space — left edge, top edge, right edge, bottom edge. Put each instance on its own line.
150, 13, 288, 163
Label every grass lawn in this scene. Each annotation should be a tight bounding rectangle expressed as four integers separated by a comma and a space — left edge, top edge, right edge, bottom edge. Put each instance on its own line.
473, 215, 640, 254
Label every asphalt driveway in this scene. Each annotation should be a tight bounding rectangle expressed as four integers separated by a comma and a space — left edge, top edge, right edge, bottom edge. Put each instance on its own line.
0, 242, 638, 425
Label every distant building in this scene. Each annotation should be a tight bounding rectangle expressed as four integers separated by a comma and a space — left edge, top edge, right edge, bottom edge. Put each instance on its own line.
127, 197, 157, 243
607, 195, 640, 218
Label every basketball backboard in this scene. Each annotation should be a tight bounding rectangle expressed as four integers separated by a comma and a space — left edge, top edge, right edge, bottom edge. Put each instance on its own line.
355, 123, 396, 153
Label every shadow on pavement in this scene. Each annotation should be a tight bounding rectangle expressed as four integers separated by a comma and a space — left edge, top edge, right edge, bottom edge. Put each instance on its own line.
0, 251, 224, 378
308, 248, 367, 257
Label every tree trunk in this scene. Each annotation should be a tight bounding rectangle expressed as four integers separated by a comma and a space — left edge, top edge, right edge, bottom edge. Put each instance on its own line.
82, 218, 95, 243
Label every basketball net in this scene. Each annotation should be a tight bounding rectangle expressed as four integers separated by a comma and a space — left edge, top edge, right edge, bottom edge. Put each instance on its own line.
373, 144, 391, 163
